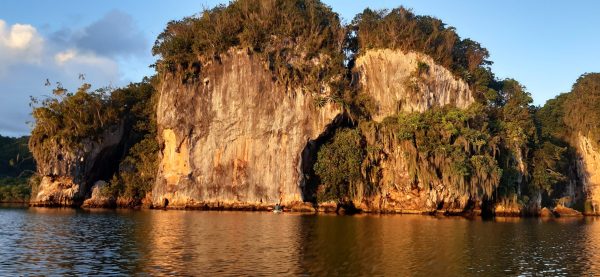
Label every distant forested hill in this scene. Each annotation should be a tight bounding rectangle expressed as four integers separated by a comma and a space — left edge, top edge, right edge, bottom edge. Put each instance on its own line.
0, 135, 35, 177
0, 135, 35, 202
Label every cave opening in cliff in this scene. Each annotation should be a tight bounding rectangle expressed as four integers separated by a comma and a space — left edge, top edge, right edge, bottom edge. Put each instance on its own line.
300, 114, 354, 203
83, 143, 125, 200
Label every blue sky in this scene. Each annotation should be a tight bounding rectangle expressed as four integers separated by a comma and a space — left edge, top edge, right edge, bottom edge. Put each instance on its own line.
0, 0, 599, 136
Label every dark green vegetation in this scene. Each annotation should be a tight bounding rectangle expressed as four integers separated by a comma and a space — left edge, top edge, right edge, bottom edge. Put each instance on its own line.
532, 73, 600, 210
0, 135, 35, 202
314, 128, 365, 203
0, 135, 34, 178
29, 78, 158, 205
0, 177, 33, 202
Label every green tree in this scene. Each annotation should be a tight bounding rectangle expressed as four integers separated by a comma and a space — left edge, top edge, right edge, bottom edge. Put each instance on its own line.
314, 128, 364, 203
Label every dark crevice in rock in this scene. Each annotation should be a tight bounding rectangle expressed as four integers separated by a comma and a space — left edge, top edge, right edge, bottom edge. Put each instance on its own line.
480, 197, 495, 219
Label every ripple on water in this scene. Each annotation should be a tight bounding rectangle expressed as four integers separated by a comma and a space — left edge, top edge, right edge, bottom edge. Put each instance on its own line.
0, 207, 599, 276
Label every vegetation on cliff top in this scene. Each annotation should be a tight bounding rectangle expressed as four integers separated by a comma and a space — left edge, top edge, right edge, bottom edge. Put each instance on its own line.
29, 78, 159, 205
152, 0, 347, 94
349, 7, 497, 102
563, 73, 600, 147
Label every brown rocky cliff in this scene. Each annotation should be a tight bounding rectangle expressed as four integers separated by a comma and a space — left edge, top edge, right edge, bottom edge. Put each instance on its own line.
152, 47, 482, 213
354, 49, 473, 121
152, 49, 340, 208
576, 133, 600, 214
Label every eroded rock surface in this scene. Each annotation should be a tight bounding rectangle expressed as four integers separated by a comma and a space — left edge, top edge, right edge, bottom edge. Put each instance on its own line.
354, 49, 473, 121
152, 50, 340, 208
82, 180, 115, 208
30, 124, 124, 206
576, 133, 600, 214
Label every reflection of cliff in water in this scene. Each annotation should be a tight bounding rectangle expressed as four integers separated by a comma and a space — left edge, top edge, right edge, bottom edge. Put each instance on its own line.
140, 211, 305, 275
4, 208, 600, 275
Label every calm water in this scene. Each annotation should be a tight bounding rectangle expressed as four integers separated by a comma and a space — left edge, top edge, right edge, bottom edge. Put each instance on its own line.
1, 206, 599, 276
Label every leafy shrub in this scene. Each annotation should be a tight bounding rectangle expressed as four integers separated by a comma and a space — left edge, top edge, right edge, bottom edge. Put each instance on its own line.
0, 177, 31, 202
314, 128, 364, 202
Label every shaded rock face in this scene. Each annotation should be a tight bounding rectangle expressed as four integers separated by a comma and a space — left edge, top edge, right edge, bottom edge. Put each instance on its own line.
354, 49, 473, 122
576, 133, 600, 214
30, 124, 124, 206
153, 50, 340, 208
356, 140, 473, 214
82, 180, 115, 208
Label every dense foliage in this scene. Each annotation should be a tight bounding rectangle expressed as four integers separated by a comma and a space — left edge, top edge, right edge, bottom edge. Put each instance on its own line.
107, 80, 159, 202
0, 136, 35, 202
29, 84, 122, 162
531, 73, 600, 207
0, 135, 35, 178
366, 104, 501, 199
563, 73, 600, 147
152, 0, 347, 93
314, 128, 364, 203
0, 177, 32, 202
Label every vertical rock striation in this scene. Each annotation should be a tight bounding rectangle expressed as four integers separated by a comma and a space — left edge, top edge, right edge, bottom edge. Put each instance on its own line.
576, 133, 600, 214
152, 49, 340, 209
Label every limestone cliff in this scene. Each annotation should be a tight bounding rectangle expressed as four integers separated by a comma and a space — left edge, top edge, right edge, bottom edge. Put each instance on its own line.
153, 48, 481, 213
576, 133, 600, 214
354, 49, 473, 121
350, 49, 477, 213
152, 49, 340, 209
30, 124, 124, 206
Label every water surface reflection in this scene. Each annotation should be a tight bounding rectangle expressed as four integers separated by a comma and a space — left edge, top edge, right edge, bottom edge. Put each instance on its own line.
0, 206, 598, 276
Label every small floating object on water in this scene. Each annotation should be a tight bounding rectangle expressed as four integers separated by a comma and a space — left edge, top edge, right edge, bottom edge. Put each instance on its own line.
273, 204, 283, 213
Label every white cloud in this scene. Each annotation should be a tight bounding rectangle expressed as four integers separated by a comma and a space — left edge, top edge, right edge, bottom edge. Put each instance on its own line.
0, 19, 44, 68
54, 49, 117, 69
5, 24, 38, 49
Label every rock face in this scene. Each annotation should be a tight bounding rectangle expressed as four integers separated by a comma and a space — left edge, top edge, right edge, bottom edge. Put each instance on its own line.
82, 180, 115, 208
354, 49, 473, 122
351, 49, 476, 213
153, 48, 479, 212
576, 133, 600, 214
30, 124, 124, 206
553, 205, 583, 217
355, 140, 474, 214
152, 49, 340, 208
